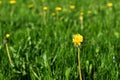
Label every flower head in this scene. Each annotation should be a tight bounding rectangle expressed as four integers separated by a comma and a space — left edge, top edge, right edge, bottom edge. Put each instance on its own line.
80, 11, 84, 16
0, 1, 2, 4
70, 5, 75, 10
6, 34, 10, 39
87, 10, 92, 14
73, 34, 83, 46
80, 15, 83, 21
51, 12, 56, 16
28, 4, 34, 8
43, 6, 48, 11
107, 2, 113, 7
9, 0, 16, 5
55, 7, 62, 11
41, 0, 45, 3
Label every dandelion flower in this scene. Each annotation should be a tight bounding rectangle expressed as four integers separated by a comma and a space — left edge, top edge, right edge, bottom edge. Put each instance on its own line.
9, 0, 16, 5
28, 4, 34, 8
107, 2, 113, 7
0, 1, 2, 4
80, 15, 83, 21
73, 34, 83, 46
42, 0, 45, 3
51, 12, 56, 16
55, 7, 62, 11
43, 6, 48, 11
70, 5, 75, 10
87, 10, 92, 14
6, 34, 10, 39
80, 11, 84, 16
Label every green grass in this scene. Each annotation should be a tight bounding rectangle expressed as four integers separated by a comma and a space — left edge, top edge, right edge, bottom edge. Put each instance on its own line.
0, 0, 120, 80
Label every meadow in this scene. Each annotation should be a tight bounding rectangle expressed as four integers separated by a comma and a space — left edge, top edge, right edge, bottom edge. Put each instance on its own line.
0, 0, 120, 80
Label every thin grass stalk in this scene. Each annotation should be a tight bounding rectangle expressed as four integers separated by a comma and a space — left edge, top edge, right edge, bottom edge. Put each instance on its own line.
31, 68, 40, 80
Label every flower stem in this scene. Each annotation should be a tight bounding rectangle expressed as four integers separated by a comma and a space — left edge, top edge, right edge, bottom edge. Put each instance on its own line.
78, 47, 82, 80
5, 42, 13, 65
80, 16, 83, 30
43, 11, 46, 25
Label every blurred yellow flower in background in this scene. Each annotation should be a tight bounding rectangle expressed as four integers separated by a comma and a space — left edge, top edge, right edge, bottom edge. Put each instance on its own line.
73, 34, 83, 46
87, 10, 92, 14
70, 5, 75, 10
80, 11, 84, 16
55, 7, 62, 11
0, 1, 2, 4
80, 15, 83, 21
6, 34, 10, 39
43, 6, 48, 11
51, 12, 56, 16
28, 4, 34, 8
10, 0, 16, 5
107, 2, 113, 7
42, 0, 45, 3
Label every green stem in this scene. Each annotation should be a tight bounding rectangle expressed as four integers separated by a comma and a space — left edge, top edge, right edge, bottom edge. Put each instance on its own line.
43, 11, 46, 25
6, 43, 13, 65
78, 47, 82, 80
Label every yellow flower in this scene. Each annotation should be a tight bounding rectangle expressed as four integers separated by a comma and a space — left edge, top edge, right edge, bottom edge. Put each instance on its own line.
70, 5, 75, 10
43, 6, 48, 11
42, 0, 45, 3
80, 15, 83, 21
6, 34, 10, 39
0, 1, 2, 4
28, 4, 34, 8
10, 0, 16, 5
73, 34, 83, 46
55, 7, 62, 11
107, 2, 113, 7
51, 12, 56, 16
80, 11, 84, 16
87, 10, 92, 14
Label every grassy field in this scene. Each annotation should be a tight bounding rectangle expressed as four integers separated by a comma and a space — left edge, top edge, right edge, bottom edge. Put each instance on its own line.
0, 0, 120, 80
